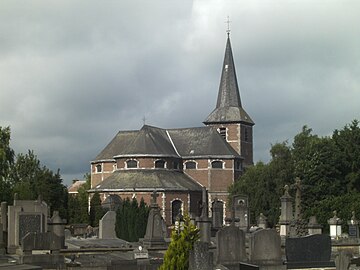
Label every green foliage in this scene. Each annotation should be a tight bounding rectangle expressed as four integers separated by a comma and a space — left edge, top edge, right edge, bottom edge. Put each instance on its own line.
89, 192, 105, 227
159, 214, 200, 270
115, 197, 149, 242
0, 126, 15, 203
67, 174, 91, 224
7, 150, 68, 217
230, 120, 360, 229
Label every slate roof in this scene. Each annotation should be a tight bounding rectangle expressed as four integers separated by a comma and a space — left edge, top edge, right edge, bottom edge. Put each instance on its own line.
95, 130, 138, 161
92, 125, 240, 162
168, 126, 240, 158
204, 35, 254, 125
90, 169, 203, 192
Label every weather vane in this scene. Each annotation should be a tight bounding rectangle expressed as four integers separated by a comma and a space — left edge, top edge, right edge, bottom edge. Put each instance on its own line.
225, 15, 231, 36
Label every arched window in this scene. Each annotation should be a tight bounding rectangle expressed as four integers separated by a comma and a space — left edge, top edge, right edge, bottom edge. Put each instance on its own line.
211, 160, 223, 169
155, 160, 166, 168
171, 199, 182, 224
126, 159, 138, 168
96, 164, 102, 173
185, 161, 196, 169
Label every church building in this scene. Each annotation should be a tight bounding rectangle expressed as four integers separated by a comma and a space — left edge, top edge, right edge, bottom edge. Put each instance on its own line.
89, 34, 254, 226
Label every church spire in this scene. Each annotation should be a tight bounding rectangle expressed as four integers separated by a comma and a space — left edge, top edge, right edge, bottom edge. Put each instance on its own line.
204, 34, 254, 125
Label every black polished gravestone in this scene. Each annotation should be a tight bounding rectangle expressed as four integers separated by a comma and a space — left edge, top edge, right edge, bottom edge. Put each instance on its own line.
285, 234, 335, 269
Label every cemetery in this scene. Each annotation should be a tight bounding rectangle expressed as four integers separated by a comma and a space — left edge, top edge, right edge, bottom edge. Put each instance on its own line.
0, 184, 359, 270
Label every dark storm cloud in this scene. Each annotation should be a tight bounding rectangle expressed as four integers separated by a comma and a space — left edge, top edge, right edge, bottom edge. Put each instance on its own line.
1, 0, 360, 184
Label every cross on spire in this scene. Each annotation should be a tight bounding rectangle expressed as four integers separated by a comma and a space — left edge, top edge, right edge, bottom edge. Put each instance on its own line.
225, 16, 231, 36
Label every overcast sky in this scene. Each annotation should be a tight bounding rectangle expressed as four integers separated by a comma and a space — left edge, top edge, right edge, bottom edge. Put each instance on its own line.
1, 0, 360, 186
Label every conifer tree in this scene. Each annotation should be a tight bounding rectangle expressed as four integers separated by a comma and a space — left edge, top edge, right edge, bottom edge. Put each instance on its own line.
159, 214, 200, 270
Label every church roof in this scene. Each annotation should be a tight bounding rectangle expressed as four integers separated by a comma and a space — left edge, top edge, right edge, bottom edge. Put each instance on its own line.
95, 130, 138, 161
204, 35, 254, 125
118, 125, 178, 157
92, 125, 240, 162
90, 169, 203, 192
168, 126, 239, 158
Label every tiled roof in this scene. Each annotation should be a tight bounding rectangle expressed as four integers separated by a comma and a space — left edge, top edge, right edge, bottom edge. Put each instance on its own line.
92, 125, 240, 162
91, 169, 202, 192
68, 180, 86, 193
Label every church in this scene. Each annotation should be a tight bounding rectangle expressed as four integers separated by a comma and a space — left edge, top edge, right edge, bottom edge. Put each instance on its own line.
89, 33, 254, 226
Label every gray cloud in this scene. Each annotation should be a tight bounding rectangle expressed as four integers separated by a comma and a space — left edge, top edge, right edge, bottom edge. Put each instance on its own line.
1, 0, 360, 184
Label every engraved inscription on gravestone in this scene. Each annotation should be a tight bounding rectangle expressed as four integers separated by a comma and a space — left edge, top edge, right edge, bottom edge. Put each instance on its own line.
349, 225, 358, 238
19, 214, 41, 244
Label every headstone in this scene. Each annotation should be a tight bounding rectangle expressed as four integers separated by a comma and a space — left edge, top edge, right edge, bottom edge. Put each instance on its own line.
212, 197, 224, 229
328, 210, 343, 239
189, 241, 213, 270
48, 210, 66, 248
335, 251, 352, 270
0, 221, 4, 255
285, 234, 334, 268
233, 195, 249, 231
143, 191, 166, 248
348, 211, 359, 238
99, 210, 117, 239
64, 229, 71, 240
249, 229, 285, 269
7, 195, 48, 254
196, 187, 211, 243
307, 216, 323, 235
257, 213, 268, 229
21, 231, 65, 269
279, 185, 293, 237
216, 224, 246, 266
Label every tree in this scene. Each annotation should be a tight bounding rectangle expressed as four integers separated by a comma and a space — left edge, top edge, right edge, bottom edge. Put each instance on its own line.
8, 150, 68, 217
67, 174, 91, 224
159, 214, 200, 270
0, 126, 15, 203
115, 197, 149, 242
89, 192, 105, 227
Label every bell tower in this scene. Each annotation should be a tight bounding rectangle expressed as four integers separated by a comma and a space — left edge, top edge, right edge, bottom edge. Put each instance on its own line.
203, 33, 254, 167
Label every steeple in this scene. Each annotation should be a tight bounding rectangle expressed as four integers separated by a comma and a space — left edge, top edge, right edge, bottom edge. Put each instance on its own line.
204, 35, 254, 125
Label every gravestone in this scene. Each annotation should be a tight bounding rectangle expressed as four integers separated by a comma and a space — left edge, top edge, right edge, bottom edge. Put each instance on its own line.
328, 211, 343, 239
285, 234, 335, 268
7, 195, 48, 254
307, 216, 322, 235
21, 231, 65, 269
347, 211, 359, 238
212, 197, 224, 230
143, 191, 166, 248
99, 210, 117, 239
189, 241, 213, 270
335, 251, 352, 270
64, 229, 71, 240
249, 229, 285, 270
216, 224, 246, 266
48, 210, 66, 248
233, 195, 249, 231
257, 213, 268, 229
196, 187, 211, 243
279, 185, 293, 237
216, 196, 246, 267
